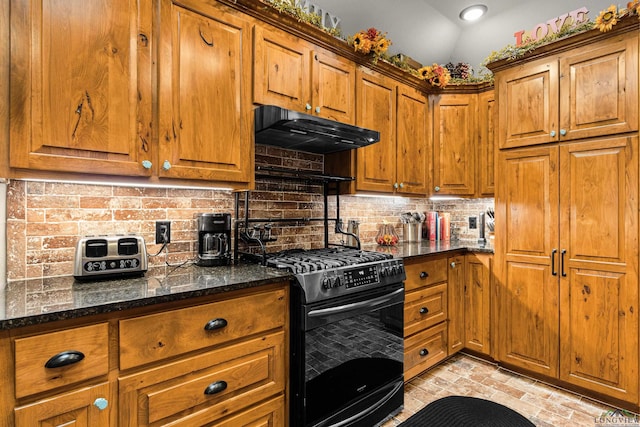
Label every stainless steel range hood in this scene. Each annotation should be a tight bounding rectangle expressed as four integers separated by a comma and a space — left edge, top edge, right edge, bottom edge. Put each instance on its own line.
254, 105, 380, 154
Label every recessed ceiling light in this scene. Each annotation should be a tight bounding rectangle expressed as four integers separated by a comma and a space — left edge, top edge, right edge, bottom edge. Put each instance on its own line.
459, 4, 488, 21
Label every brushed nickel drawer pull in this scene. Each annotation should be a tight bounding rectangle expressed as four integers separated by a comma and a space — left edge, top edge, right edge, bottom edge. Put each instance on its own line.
204, 380, 228, 395
204, 318, 228, 331
419, 348, 429, 357
44, 350, 85, 368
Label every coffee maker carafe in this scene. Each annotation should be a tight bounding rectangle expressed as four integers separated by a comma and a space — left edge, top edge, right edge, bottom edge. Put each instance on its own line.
196, 213, 231, 266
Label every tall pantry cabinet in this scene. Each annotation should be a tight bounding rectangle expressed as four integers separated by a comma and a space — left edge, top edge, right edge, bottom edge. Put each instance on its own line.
489, 22, 640, 406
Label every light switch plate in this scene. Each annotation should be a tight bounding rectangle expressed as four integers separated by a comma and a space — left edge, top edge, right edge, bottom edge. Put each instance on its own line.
469, 216, 477, 229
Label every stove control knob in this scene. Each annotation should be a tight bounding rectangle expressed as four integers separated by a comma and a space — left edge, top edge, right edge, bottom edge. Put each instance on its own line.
322, 277, 331, 289
390, 266, 397, 276
334, 277, 342, 288
397, 264, 405, 275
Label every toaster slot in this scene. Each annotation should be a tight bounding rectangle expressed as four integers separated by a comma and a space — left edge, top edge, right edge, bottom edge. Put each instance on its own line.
118, 238, 140, 256
86, 239, 108, 258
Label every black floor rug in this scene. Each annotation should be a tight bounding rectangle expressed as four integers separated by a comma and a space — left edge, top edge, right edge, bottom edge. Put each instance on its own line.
398, 396, 536, 427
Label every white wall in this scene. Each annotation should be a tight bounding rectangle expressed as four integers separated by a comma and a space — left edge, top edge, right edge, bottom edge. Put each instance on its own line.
452, 0, 612, 73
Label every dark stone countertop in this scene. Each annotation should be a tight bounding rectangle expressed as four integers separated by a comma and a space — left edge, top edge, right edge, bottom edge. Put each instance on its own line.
0, 240, 493, 330
361, 239, 494, 259
0, 263, 293, 330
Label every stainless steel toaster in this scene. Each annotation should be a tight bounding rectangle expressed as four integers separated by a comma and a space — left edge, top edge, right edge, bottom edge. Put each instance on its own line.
73, 235, 148, 280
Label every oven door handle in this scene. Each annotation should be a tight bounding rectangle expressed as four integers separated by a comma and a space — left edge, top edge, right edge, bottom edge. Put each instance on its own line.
307, 287, 404, 324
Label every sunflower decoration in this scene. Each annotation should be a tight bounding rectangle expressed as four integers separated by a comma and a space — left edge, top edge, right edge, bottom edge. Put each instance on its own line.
595, 5, 619, 31
349, 27, 392, 63
417, 63, 451, 88
626, 0, 640, 16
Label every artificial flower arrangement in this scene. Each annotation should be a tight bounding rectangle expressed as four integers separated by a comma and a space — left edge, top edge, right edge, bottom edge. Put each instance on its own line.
485, 1, 640, 66
417, 63, 451, 88
348, 28, 392, 63
595, 1, 640, 31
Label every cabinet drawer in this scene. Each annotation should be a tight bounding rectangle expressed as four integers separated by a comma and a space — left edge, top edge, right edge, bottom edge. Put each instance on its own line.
119, 288, 286, 369
119, 331, 285, 426
14, 323, 109, 399
404, 283, 447, 337
404, 322, 447, 381
404, 257, 448, 291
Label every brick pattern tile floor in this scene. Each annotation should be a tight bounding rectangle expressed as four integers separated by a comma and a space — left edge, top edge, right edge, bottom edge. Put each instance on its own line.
381, 353, 634, 427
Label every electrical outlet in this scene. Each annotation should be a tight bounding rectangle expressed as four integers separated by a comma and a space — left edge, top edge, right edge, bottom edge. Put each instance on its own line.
155, 221, 171, 244
468, 216, 477, 229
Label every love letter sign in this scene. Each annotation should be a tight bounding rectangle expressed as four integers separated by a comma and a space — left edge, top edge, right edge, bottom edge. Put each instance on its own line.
514, 7, 590, 46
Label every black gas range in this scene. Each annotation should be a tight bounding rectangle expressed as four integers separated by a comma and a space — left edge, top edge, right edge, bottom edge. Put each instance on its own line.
264, 247, 405, 303
265, 247, 406, 427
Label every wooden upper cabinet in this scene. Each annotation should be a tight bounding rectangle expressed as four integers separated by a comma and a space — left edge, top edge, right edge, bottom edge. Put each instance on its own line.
559, 35, 638, 141
477, 90, 495, 196
432, 93, 476, 196
157, 0, 253, 184
354, 68, 397, 192
311, 50, 356, 124
396, 84, 429, 195
9, 0, 153, 176
496, 31, 638, 149
253, 25, 356, 124
253, 25, 311, 112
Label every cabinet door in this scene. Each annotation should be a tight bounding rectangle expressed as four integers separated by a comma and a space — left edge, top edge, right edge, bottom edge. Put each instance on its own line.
559, 34, 638, 141
497, 57, 559, 149
15, 382, 112, 426
432, 94, 476, 195
477, 90, 495, 196
355, 68, 396, 192
558, 136, 638, 402
495, 145, 559, 377
253, 25, 311, 112
396, 84, 429, 195
158, 0, 253, 184
464, 253, 492, 356
10, 0, 153, 176
311, 50, 356, 124
447, 255, 465, 354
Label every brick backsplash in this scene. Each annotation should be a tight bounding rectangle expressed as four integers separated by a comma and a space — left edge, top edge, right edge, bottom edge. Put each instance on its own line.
5, 145, 494, 280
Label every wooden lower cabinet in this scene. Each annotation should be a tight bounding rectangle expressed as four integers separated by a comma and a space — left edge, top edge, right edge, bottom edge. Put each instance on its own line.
495, 137, 639, 405
403, 254, 450, 381
464, 253, 492, 357
119, 332, 285, 425
14, 383, 113, 427
2, 283, 289, 426
447, 255, 465, 354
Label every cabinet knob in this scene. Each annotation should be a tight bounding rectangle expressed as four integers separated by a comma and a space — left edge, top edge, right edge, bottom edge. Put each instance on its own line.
419, 271, 429, 279
419, 348, 429, 357
393, 182, 399, 189
419, 307, 429, 315
93, 398, 108, 411
550, 130, 556, 137
450, 261, 456, 268
399, 182, 404, 188
162, 160, 171, 170
434, 186, 440, 192
315, 106, 321, 113
306, 103, 312, 110
141, 160, 152, 169
560, 129, 567, 136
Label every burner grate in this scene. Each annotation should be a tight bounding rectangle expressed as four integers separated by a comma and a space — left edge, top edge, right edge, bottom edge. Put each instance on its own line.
265, 248, 392, 274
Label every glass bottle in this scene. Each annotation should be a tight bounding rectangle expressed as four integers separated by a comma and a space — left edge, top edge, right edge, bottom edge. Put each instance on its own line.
376, 223, 399, 246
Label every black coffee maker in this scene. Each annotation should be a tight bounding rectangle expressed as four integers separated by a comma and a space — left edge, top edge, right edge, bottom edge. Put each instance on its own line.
195, 213, 231, 266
